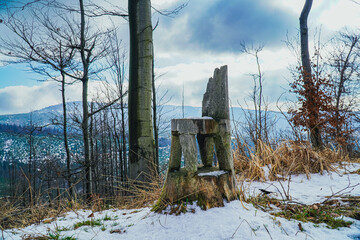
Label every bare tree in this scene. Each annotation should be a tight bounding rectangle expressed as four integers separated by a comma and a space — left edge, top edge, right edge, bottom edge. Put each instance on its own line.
327, 30, 360, 149
239, 42, 275, 151
0, 1, 114, 199
78, 0, 93, 198
105, 29, 128, 182
0, 5, 79, 196
299, 0, 324, 149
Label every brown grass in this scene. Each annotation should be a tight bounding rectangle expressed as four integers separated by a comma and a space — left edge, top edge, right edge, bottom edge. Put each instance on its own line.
233, 140, 353, 181
2, 141, 355, 230
0, 169, 165, 230
114, 171, 164, 209
0, 197, 76, 230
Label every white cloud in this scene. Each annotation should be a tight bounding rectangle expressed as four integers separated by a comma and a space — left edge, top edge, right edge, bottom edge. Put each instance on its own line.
1, 0, 359, 115
152, 0, 181, 8
0, 80, 112, 115
270, 0, 330, 16
155, 46, 295, 110
317, 1, 360, 31
270, 0, 360, 31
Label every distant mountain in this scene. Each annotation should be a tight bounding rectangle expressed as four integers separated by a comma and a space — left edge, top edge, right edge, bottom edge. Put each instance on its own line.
0, 105, 63, 126
0, 112, 45, 126
0, 102, 81, 126
0, 103, 293, 168
0, 102, 292, 134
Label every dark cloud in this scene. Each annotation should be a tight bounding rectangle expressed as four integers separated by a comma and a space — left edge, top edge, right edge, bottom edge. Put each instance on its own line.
158, 0, 297, 53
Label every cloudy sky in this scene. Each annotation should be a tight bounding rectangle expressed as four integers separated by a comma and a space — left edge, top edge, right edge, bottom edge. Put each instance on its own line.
0, 0, 359, 115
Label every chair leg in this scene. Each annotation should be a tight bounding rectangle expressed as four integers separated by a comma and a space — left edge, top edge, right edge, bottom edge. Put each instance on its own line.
168, 134, 182, 172
179, 134, 198, 173
214, 131, 233, 172
198, 134, 214, 168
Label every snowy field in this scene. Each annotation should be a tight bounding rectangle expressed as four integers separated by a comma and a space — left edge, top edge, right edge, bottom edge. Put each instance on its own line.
2, 164, 360, 240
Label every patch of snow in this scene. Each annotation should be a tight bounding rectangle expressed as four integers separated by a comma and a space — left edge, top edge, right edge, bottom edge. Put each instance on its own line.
175, 116, 214, 120
3, 139, 13, 152
3, 200, 360, 240
248, 163, 360, 205
198, 170, 228, 177
3, 163, 360, 240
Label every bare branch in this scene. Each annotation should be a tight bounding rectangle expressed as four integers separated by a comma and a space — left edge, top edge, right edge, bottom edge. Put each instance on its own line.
89, 91, 127, 118
349, 0, 360, 5
151, 2, 188, 17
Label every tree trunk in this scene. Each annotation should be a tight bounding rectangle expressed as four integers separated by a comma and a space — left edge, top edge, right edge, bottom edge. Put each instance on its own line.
300, 0, 312, 77
153, 169, 237, 212
128, 0, 155, 182
300, 0, 322, 149
79, 0, 92, 198
120, 95, 127, 182
60, 71, 74, 197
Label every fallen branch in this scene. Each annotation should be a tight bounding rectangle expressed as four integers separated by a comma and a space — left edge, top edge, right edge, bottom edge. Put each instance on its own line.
322, 175, 360, 204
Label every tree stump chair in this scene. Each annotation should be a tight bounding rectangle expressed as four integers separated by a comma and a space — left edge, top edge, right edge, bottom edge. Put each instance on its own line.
153, 65, 238, 212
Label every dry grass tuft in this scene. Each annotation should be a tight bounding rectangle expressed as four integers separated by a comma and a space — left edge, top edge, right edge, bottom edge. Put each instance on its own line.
233, 140, 352, 181
114, 172, 164, 209
0, 169, 165, 230
0, 197, 75, 230
233, 148, 266, 181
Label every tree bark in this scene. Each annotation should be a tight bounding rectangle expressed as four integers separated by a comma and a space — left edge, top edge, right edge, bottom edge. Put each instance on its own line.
300, 0, 322, 149
300, 0, 313, 77
128, 0, 155, 181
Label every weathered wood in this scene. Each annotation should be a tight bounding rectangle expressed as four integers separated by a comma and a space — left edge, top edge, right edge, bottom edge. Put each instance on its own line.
154, 65, 238, 212
179, 134, 198, 173
171, 118, 218, 135
202, 65, 230, 121
214, 119, 234, 173
197, 134, 215, 167
170, 118, 219, 173
168, 134, 181, 172
153, 168, 238, 212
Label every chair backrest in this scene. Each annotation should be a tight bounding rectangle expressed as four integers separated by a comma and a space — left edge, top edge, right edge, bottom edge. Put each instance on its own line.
202, 65, 229, 121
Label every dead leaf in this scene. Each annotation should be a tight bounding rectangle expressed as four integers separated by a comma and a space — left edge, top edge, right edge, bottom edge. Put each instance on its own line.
298, 223, 304, 232
110, 229, 123, 234
43, 219, 53, 224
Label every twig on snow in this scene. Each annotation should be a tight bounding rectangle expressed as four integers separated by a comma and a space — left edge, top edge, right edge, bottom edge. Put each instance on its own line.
263, 224, 273, 240
322, 175, 360, 204
231, 219, 257, 238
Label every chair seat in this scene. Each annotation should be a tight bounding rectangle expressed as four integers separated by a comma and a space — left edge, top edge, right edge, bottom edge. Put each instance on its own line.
171, 117, 217, 135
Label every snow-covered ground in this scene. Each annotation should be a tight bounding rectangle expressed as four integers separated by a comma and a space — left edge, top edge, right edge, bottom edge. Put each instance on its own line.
248, 163, 360, 205
2, 164, 360, 240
